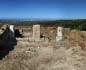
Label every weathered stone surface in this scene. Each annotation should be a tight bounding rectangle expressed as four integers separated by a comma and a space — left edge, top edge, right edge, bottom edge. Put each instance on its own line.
33, 25, 40, 42
56, 27, 63, 42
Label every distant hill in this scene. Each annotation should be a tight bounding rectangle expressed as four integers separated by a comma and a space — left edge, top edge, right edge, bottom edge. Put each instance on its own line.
0, 18, 53, 23
0, 19, 86, 31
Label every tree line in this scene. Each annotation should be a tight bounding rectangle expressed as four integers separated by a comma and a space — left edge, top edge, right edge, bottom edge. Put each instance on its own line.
0, 19, 86, 31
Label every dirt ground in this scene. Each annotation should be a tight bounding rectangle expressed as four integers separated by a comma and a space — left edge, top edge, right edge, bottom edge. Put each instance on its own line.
0, 40, 86, 70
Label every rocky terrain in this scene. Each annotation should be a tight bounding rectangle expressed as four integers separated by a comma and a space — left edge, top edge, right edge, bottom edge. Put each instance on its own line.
0, 40, 86, 70
0, 24, 86, 70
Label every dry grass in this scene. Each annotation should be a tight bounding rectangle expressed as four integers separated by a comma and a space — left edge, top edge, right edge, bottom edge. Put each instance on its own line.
0, 26, 86, 70
0, 41, 86, 70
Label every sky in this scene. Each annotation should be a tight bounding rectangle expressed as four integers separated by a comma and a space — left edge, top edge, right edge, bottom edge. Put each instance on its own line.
0, 0, 86, 20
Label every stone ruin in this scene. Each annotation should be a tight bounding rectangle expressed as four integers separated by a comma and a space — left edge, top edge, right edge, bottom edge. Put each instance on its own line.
0, 24, 63, 43
33, 25, 40, 42
32, 25, 63, 42
56, 27, 63, 42
15, 24, 64, 43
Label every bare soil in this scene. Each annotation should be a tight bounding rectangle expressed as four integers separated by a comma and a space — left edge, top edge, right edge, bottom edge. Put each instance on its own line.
0, 41, 86, 70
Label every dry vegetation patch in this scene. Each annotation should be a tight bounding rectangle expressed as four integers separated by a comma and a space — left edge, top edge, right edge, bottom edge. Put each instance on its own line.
0, 41, 86, 70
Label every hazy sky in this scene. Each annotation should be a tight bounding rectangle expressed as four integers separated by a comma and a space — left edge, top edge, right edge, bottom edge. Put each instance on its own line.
0, 0, 86, 19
